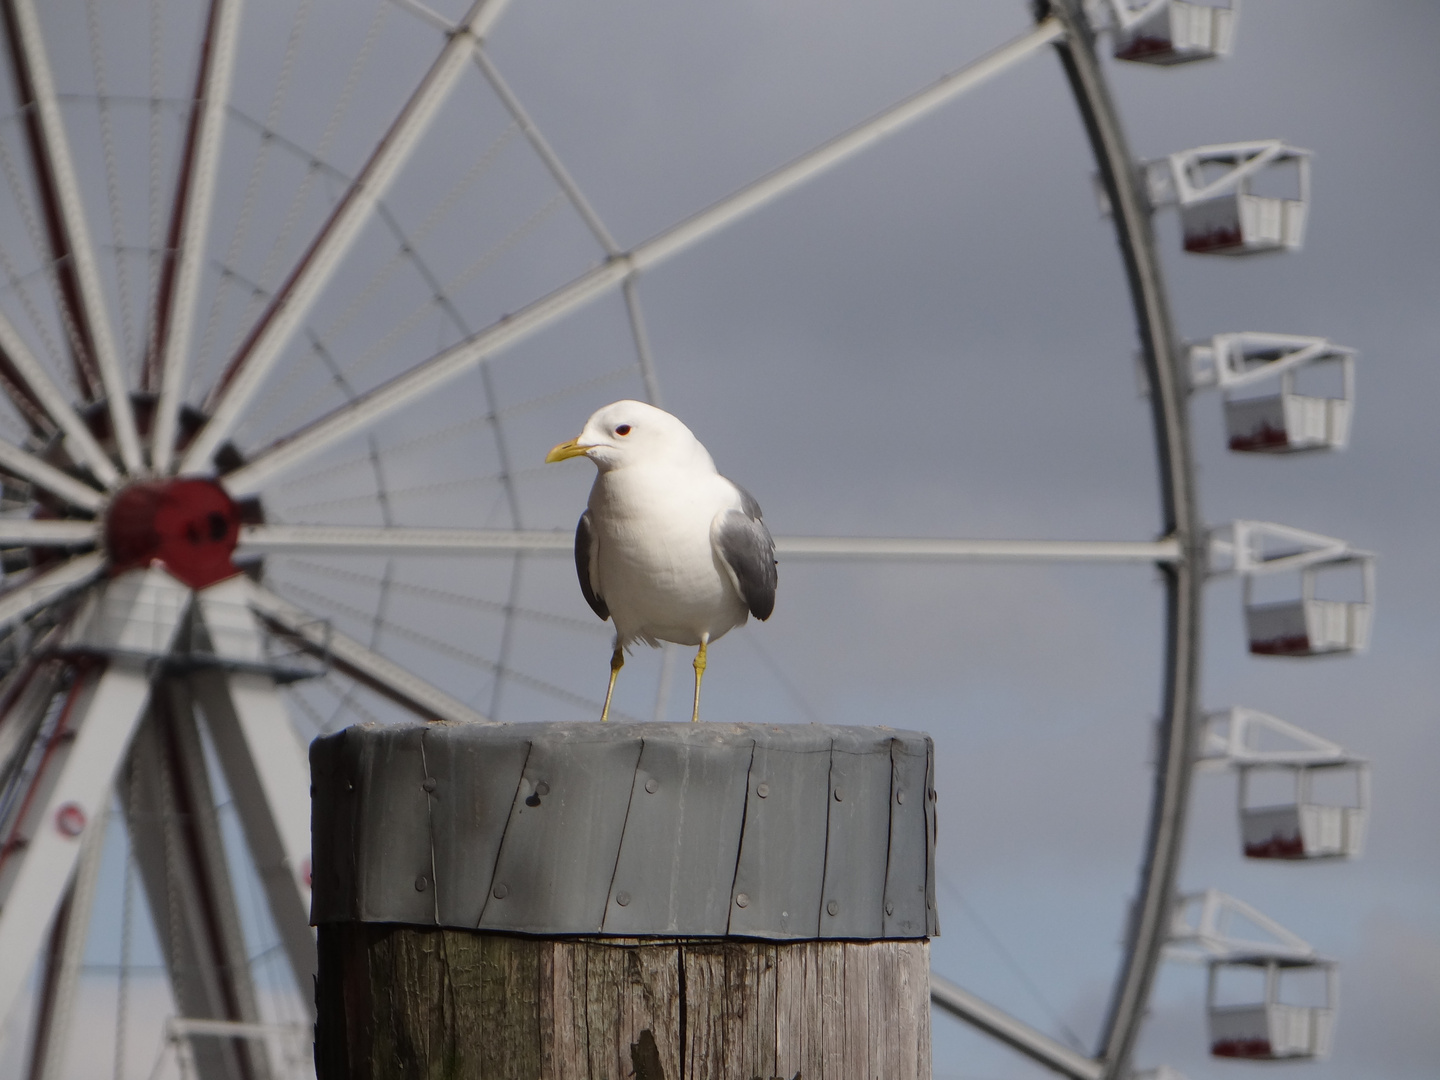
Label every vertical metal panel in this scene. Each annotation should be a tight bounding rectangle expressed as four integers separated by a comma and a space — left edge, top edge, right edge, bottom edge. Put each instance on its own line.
308, 731, 355, 924
883, 737, 931, 938
479, 730, 643, 933
728, 727, 833, 939
924, 736, 940, 936
602, 730, 753, 935
355, 725, 435, 925
819, 731, 893, 939
422, 722, 530, 927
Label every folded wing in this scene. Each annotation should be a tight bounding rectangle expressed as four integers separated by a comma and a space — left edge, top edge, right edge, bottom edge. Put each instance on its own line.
712, 486, 777, 621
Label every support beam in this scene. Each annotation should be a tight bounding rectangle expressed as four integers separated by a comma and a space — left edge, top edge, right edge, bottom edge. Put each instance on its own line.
930, 973, 1101, 1080
220, 18, 1064, 495
0, 569, 190, 1031
23, 800, 108, 1080
180, 0, 512, 475
247, 582, 494, 725
120, 681, 273, 1080
0, 0, 144, 473
238, 523, 1180, 563
149, 0, 244, 475
0, 553, 104, 632
190, 576, 317, 1011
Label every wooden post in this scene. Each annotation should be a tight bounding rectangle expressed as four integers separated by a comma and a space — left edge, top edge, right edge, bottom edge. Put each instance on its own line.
311, 722, 937, 1079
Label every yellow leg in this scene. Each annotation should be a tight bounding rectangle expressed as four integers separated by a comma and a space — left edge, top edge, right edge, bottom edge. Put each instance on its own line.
600, 646, 624, 723
690, 636, 709, 723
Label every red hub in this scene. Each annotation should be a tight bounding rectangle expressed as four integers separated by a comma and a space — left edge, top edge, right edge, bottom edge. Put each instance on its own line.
104, 478, 242, 590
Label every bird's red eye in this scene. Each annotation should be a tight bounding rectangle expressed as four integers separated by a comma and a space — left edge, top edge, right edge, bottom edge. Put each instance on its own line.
615, 424, 632, 436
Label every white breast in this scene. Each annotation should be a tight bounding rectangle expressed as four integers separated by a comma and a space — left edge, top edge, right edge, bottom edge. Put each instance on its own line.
589, 464, 748, 647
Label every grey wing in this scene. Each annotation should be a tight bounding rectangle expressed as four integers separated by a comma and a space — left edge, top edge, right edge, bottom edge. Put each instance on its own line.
713, 487, 777, 621
575, 511, 609, 620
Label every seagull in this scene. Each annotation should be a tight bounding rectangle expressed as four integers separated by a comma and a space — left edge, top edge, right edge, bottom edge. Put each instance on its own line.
545, 400, 777, 722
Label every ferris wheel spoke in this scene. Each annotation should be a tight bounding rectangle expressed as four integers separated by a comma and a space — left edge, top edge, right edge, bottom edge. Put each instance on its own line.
247, 581, 496, 726
0, 268, 120, 487
180, 0, 513, 476
0, 0, 143, 472
930, 973, 1101, 1080
221, 18, 1066, 496
238, 522, 1182, 564
0, 434, 104, 512
149, 0, 243, 475
0, 518, 95, 547
0, 552, 103, 632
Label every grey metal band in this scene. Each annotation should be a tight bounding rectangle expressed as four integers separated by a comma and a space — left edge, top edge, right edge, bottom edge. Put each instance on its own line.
310, 721, 937, 940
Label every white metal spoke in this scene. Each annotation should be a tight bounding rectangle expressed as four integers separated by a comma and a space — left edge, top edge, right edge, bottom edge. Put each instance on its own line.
247, 582, 495, 725
0, 552, 103, 631
240, 522, 569, 556
180, 0, 512, 475
0, 308, 120, 485
221, 18, 1064, 494
0, 434, 105, 511
0, 569, 190, 1030
150, 0, 243, 475
931, 972, 1102, 1080
775, 536, 1181, 563
0, 518, 96, 547
4, 0, 143, 473
239, 523, 1179, 563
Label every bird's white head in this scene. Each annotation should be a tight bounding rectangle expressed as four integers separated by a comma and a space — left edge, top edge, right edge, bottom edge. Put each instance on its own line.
545, 400, 714, 473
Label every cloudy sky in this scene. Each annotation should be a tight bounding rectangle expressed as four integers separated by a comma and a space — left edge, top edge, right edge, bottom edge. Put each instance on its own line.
0, 1, 1435, 1077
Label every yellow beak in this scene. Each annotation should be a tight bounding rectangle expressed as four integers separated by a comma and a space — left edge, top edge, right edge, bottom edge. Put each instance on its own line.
545, 438, 590, 463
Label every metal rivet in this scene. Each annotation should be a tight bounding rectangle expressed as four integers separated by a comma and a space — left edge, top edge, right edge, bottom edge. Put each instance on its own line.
826, 900, 839, 916
422, 777, 437, 793
885, 901, 895, 916
644, 778, 658, 794
616, 891, 631, 907
896, 790, 906, 805
414, 875, 428, 892
756, 782, 770, 799
735, 893, 750, 908
833, 788, 844, 802
535, 781, 550, 796
492, 883, 509, 900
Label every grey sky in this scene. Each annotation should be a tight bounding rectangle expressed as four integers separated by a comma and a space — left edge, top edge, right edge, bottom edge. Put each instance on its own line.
0, 1, 1435, 1077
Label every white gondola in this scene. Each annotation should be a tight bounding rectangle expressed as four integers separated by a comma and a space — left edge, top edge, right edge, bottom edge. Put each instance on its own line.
1165, 141, 1311, 255
1207, 955, 1338, 1061
1167, 890, 1338, 1062
1209, 522, 1375, 657
1189, 333, 1356, 454
1109, 1, 1236, 65
1243, 553, 1373, 657
1238, 761, 1368, 860
1198, 707, 1370, 861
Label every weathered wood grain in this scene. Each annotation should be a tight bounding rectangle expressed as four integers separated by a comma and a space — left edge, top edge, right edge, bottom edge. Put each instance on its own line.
317, 926, 929, 1080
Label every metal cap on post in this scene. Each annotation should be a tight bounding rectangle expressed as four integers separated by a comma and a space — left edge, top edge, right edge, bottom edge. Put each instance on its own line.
312, 721, 937, 1079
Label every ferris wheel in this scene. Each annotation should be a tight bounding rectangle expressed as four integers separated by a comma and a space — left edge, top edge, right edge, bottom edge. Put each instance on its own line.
0, 1, 1371, 1078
